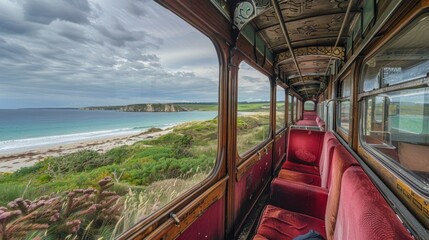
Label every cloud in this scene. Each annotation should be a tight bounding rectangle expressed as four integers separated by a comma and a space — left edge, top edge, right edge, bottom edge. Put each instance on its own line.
126, 2, 147, 17
242, 76, 263, 83
0, 0, 221, 109
23, 0, 91, 24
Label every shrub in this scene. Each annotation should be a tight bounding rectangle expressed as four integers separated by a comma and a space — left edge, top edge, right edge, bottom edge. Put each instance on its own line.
105, 146, 131, 164
172, 135, 193, 158
0, 177, 122, 240
46, 150, 112, 176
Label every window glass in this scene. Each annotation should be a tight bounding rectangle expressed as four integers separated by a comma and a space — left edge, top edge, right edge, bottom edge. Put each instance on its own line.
237, 62, 271, 155
304, 101, 315, 111
363, 16, 429, 92
339, 75, 351, 132
342, 77, 351, 97
276, 87, 286, 132
361, 87, 429, 187
293, 97, 297, 122
0, 1, 218, 238
288, 95, 293, 124
360, 15, 429, 189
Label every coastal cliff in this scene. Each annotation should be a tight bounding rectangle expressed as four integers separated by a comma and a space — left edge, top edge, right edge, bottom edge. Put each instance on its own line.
81, 103, 187, 112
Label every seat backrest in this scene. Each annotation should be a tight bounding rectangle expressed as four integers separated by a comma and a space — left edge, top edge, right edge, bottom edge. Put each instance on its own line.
287, 129, 325, 166
324, 145, 358, 239
334, 167, 412, 240
319, 132, 340, 188
303, 111, 317, 120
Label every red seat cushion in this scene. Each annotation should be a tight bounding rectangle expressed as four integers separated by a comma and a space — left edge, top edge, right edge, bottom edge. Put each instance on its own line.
282, 161, 320, 175
303, 111, 317, 120
278, 169, 321, 186
334, 167, 413, 240
278, 132, 339, 187
283, 129, 325, 167
296, 120, 318, 126
255, 205, 327, 240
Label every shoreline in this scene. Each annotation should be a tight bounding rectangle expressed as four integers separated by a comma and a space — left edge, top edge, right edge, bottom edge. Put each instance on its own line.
0, 128, 173, 173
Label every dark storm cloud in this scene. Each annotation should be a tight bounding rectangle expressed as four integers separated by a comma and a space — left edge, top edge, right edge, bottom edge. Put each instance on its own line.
126, 2, 147, 17
242, 76, 263, 83
0, 15, 35, 34
23, 0, 91, 24
0, 38, 31, 60
95, 23, 159, 47
51, 21, 94, 44
0, 0, 219, 109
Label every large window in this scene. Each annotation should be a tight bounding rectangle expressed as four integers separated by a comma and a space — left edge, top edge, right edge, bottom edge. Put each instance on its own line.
293, 96, 297, 122
276, 86, 286, 132
304, 101, 316, 111
360, 15, 429, 189
0, 1, 218, 239
338, 75, 351, 132
288, 95, 294, 124
237, 62, 271, 155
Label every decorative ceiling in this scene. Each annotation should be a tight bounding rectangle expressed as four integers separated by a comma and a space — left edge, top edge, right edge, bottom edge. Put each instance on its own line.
233, 0, 361, 99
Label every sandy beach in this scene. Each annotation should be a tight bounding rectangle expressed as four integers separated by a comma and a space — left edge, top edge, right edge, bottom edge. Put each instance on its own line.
0, 129, 172, 173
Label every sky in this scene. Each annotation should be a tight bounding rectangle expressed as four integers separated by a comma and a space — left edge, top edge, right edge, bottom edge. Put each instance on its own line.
0, 0, 270, 109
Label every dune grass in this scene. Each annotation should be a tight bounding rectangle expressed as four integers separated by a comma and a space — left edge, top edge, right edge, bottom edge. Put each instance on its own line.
0, 114, 266, 239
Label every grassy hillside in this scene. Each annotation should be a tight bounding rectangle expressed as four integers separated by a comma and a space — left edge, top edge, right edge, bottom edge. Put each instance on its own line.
81, 103, 187, 112
0, 114, 267, 239
80, 102, 270, 112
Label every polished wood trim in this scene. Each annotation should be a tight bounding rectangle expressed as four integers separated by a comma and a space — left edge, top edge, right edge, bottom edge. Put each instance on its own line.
235, 36, 274, 77
118, 1, 231, 239
337, 127, 349, 144
357, 144, 429, 229
144, 177, 229, 239
156, 0, 233, 44
363, 1, 426, 62
353, 0, 429, 230
225, 48, 240, 239
236, 141, 274, 181
350, 59, 362, 150
335, 71, 352, 144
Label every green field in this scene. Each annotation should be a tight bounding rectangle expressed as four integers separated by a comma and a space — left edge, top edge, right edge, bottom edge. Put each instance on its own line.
0, 113, 267, 239
177, 102, 271, 112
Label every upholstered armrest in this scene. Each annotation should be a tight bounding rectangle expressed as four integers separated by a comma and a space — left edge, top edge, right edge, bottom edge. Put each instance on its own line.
270, 178, 328, 220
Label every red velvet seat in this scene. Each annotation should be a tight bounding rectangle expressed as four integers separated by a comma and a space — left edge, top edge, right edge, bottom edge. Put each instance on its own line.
303, 111, 317, 120
278, 170, 321, 185
265, 145, 359, 239
254, 165, 412, 240
254, 205, 326, 240
296, 119, 318, 126
281, 129, 325, 175
333, 167, 413, 240
280, 132, 339, 187
282, 160, 320, 175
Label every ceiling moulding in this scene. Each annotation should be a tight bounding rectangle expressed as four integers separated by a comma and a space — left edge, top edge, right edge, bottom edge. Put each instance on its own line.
276, 46, 345, 65
210, 0, 231, 21
289, 77, 324, 85
233, 0, 272, 30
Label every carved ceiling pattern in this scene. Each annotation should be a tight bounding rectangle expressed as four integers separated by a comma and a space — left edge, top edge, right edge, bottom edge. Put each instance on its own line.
254, 0, 350, 29
231, 0, 359, 99
260, 13, 346, 52
234, 0, 271, 30
276, 46, 345, 63
288, 76, 324, 85
210, 0, 230, 20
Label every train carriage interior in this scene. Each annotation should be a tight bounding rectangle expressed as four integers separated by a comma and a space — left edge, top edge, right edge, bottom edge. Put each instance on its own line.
1, 0, 429, 239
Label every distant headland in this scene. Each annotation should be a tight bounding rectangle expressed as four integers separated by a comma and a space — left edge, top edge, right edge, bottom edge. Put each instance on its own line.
79, 102, 222, 112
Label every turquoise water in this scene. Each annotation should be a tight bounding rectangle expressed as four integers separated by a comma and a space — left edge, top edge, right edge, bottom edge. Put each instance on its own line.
0, 109, 218, 153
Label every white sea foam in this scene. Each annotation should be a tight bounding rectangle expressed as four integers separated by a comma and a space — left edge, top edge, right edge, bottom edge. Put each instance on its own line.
0, 128, 145, 155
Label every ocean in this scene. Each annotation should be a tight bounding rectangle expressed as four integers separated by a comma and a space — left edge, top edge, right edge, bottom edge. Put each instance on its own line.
0, 109, 218, 154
